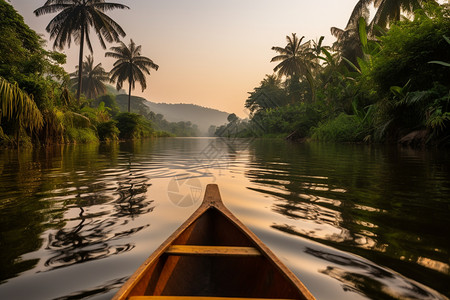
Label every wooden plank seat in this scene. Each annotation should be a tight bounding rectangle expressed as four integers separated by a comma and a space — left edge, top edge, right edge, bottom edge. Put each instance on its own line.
130, 297, 296, 300
165, 245, 261, 257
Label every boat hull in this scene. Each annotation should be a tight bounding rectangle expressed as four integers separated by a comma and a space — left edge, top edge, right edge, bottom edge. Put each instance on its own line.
112, 184, 315, 300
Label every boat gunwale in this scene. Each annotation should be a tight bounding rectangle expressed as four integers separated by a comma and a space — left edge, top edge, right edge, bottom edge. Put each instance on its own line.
112, 184, 315, 300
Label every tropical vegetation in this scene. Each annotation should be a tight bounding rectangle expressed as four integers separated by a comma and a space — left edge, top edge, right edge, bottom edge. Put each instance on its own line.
0, 76, 44, 145
348, 0, 439, 30
70, 55, 109, 100
0, 0, 187, 148
224, 2, 450, 146
114, 94, 200, 137
2, 0, 450, 148
106, 39, 159, 113
34, 0, 129, 104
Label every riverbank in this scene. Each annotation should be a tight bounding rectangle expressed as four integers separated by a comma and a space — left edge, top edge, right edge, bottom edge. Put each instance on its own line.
0, 1, 197, 149
229, 4, 450, 147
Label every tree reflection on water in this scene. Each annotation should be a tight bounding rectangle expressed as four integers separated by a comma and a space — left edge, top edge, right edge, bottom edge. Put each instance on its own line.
2, 139, 449, 299
114, 176, 154, 218
44, 217, 144, 271
0, 143, 157, 289
44, 169, 153, 271
247, 140, 450, 297
305, 247, 441, 300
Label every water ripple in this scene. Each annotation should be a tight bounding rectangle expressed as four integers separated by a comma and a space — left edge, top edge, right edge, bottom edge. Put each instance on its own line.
0, 139, 448, 300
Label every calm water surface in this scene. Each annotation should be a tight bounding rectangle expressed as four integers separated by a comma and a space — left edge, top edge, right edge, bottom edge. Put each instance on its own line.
0, 138, 449, 299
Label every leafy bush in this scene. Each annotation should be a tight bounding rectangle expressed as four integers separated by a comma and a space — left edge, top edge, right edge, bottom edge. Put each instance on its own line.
258, 103, 321, 137
371, 5, 450, 95
311, 113, 365, 142
154, 130, 174, 137
65, 127, 98, 144
97, 120, 119, 141
115, 112, 154, 140
374, 83, 450, 143
92, 94, 120, 117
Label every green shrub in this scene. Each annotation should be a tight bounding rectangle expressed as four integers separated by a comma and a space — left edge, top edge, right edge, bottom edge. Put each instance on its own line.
154, 130, 174, 137
115, 112, 154, 140
257, 103, 321, 137
311, 113, 364, 142
97, 120, 119, 141
371, 5, 450, 95
92, 94, 120, 117
65, 127, 98, 144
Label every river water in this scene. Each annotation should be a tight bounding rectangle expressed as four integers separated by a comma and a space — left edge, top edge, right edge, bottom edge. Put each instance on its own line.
0, 138, 449, 300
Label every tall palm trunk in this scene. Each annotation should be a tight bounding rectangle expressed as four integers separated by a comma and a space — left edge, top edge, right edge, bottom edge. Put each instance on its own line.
76, 24, 85, 106
305, 72, 316, 103
128, 77, 132, 113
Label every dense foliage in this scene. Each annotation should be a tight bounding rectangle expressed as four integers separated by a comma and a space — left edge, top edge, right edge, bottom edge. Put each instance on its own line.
34, 0, 129, 103
2, 1, 450, 147
115, 94, 199, 136
233, 3, 450, 146
0, 1, 181, 147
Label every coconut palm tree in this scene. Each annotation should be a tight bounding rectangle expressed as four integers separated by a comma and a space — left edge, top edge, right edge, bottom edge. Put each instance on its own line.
331, 23, 365, 66
245, 74, 288, 114
346, 0, 438, 30
70, 55, 109, 100
34, 0, 129, 105
330, 0, 377, 66
106, 39, 159, 112
332, 0, 431, 65
271, 33, 316, 102
373, 0, 439, 28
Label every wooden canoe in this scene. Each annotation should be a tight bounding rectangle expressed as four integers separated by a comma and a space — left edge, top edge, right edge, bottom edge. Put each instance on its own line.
112, 184, 315, 300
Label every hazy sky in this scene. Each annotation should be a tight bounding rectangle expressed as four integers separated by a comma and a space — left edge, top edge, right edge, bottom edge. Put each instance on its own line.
10, 0, 360, 116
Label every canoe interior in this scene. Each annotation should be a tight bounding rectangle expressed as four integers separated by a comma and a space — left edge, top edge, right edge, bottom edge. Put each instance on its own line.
128, 207, 304, 299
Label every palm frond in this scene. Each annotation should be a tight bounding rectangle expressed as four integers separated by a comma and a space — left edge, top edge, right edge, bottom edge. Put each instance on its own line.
93, 2, 130, 12
330, 27, 345, 39
270, 55, 289, 63
34, 3, 71, 16
0, 77, 43, 132
133, 66, 147, 91
271, 46, 289, 55
346, 0, 372, 29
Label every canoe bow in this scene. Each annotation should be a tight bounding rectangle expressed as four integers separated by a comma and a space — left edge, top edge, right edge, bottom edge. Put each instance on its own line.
112, 184, 315, 300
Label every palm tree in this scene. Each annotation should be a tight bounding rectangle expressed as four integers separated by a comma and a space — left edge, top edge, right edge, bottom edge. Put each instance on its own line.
271, 33, 316, 102
346, 0, 437, 30
106, 39, 159, 112
70, 55, 109, 100
330, 0, 374, 66
34, 0, 129, 104
331, 23, 365, 66
245, 74, 288, 114
261, 74, 283, 88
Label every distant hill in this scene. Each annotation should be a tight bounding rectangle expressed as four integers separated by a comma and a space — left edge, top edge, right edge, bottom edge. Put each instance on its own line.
144, 101, 229, 133
115, 94, 230, 134
106, 85, 126, 95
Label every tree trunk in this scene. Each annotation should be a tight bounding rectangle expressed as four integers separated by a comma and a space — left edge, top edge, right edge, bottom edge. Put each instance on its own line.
306, 72, 316, 103
128, 77, 132, 113
76, 25, 85, 106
